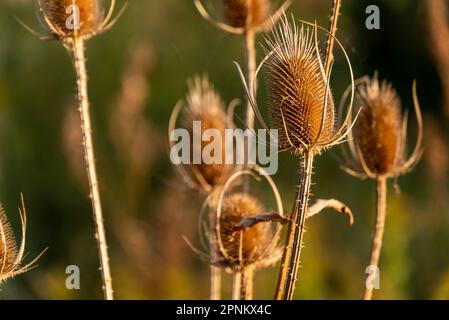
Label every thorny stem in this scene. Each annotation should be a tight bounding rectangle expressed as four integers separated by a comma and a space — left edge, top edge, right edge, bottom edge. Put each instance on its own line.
275, 152, 314, 300
240, 266, 254, 300
71, 38, 114, 300
324, 0, 342, 78
363, 176, 387, 300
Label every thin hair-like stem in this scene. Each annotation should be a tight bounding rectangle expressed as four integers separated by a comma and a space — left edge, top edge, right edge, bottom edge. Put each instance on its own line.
275, 152, 314, 300
363, 176, 387, 300
71, 38, 114, 300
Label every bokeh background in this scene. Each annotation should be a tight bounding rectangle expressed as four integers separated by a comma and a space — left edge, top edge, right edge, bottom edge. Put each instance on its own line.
0, 0, 448, 299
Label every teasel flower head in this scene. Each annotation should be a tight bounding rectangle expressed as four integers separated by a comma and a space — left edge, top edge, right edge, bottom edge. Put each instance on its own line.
234, 14, 356, 155
207, 167, 284, 271
32, 0, 126, 42
169, 75, 237, 194
222, 0, 270, 29
341, 75, 424, 179
0, 196, 47, 284
194, 0, 292, 35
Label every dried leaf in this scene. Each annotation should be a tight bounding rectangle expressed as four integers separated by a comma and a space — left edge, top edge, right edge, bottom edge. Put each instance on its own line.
306, 199, 354, 226
235, 212, 288, 230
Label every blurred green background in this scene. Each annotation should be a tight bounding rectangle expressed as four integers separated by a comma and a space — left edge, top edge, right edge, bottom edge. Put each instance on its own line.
0, 0, 448, 300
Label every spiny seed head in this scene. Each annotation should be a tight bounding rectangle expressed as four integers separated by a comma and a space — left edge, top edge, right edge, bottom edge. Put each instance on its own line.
0, 207, 19, 281
355, 76, 403, 175
265, 17, 335, 153
183, 76, 234, 190
222, 0, 270, 29
219, 193, 273, 269
38, 0, 104, 39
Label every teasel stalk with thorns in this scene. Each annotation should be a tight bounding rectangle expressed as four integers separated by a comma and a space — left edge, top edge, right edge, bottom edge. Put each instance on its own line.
234, 7, 356, 298
169, 76, 237, 299
340, 75, 423, 300
194, 0, 291, 189
0, 195, 47, 285
30, 0, 127, 300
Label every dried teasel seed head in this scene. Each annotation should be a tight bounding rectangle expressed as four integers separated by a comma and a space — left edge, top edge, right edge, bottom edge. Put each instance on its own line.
183, 76, 234, 190
0, 198, 45, 284
354, 76, 403, 175
0, 206, 19, 281
265, 18, 335, 153
37, 0, 104, 39
219, 193, 273, 269
222, 0, 270, 29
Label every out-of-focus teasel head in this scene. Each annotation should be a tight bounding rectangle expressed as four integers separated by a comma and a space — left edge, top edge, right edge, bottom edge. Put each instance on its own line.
169, 75, 237, 194
31, 0, 126, 42
342, 75, 424, 179
218, 193, 274, 268
213, 167, 285, 272
194, 0, 292, 34
0, 196, 47, 284
223, 0, 270, 29
235, 14, 356, 156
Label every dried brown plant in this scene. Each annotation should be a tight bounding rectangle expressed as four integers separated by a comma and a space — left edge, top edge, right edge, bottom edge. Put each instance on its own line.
194, 0, 292, 193
31, 0, 127, 300
0, 196, 46, 284
235, 10, 355, 299
169, 76, 236, 195
213, 167, 284, 300
341, 75, 423, 300
169, 75, 238, 299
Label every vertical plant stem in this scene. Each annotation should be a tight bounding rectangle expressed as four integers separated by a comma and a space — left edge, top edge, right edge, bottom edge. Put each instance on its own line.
324, 0, 342, 78
240, 266, 254, 300
244, 28, 257, 132
363, 176, 387, 300
243, 28, 256, 193
210, 266, 221, 300
232, 271, 242, 300
275, 152, 314, 300
209, 205, 221, 300
71, 38, 114, 300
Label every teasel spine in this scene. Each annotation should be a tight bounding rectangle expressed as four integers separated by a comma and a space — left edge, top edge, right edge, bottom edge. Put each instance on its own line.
72, 38, 114, 300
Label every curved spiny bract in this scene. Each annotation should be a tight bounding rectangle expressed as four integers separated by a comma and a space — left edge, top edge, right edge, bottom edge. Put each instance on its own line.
264, 18, 336, 154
